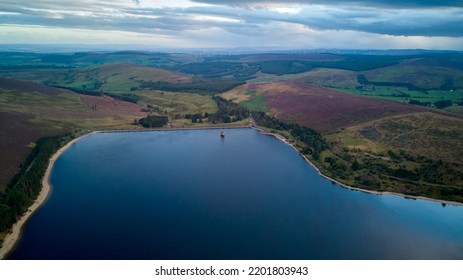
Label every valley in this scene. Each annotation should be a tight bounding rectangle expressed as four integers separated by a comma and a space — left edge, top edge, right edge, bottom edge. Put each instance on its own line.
1, 50, 463, 207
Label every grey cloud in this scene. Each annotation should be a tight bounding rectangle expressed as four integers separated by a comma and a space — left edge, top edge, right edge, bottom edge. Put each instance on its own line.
191, 0, 463, 8
279, 7, 463, 37
0, 0, 462, 47
0, 1, 131, 14
0, 5, 246, 36
185, 5, 463, 37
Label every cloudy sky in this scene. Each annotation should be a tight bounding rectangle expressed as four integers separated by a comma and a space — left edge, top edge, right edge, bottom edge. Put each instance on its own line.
1, 0, 462, 50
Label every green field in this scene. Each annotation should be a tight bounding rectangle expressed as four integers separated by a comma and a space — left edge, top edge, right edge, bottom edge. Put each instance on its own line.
337, 87, 463, 103
137, 90, 217, 115
240, 95, 269, 112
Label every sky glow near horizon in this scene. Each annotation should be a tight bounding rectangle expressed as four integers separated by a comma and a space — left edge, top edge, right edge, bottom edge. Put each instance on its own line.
0, 0, 462, 50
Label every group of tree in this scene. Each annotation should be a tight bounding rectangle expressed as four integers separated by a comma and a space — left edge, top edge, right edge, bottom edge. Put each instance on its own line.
207, 96, 249, 123
357, 74, 423, 91
434, 100, 453, 109
139, 78, 244, 95
51, 85, 141, 104
113, 93, 140, 103
183, 96, 250, 124
185, 113, 206, 123
409, 99, 453, 109
0, 134, 72, 234
173, 61, 260, 81
251, 111, 327, 160
408, 100, 432, 107
324, 156, 349, 179
136, 115, 169, 128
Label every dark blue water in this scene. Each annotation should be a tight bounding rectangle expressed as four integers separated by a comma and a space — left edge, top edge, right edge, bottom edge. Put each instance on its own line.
8, 128, 463, 259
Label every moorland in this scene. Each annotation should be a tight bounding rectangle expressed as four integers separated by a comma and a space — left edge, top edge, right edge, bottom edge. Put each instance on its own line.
1, 50, 463, 243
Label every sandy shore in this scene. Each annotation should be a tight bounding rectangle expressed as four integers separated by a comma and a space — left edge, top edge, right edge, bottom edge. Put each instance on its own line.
256, 127, 463, 207
0, 132, 94, 259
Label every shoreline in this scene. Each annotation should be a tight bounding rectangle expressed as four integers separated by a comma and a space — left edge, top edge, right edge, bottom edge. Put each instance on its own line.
256, 127, 463, 207
97, 124, 251, 133
0, 126, 246, 259
112, 122, 463, 207
1, 125, 461, 258
0, 132, 95, 259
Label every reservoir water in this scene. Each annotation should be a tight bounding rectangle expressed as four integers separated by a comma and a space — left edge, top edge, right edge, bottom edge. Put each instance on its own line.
8, 128, 463, 259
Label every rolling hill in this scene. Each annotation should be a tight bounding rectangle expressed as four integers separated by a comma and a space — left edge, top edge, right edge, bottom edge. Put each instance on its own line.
0, 77, 146, 190
1, 50, 463, 202
221, 81, 424, 132
222, 80, 463, 202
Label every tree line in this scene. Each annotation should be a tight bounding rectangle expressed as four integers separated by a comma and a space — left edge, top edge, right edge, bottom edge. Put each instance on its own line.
136, 115, 169, 128
138, 79, 244, 95
50, 85, 141, 104
183, 96, 249, 124
409, 99, 453, 109
357, 74, 423, 91
0, 134, 73, 235
251, 111, 327, 160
